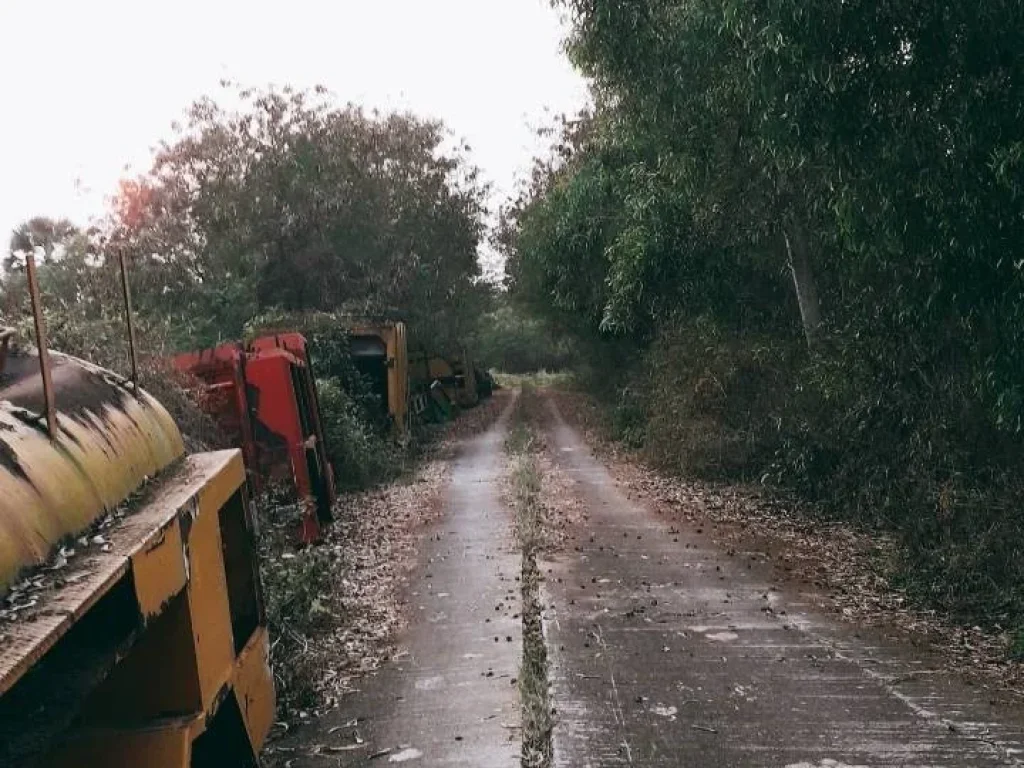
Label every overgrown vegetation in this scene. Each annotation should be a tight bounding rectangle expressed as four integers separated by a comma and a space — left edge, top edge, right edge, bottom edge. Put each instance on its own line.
246, 310, 405, 489
503, 3, 1024, 641
0, 85, 493, 722
0, 84, 492, 486
506, 391, 553, 768
2, 86, 489, 350
256, 495, 336, 713
1012, 630, 1024, 663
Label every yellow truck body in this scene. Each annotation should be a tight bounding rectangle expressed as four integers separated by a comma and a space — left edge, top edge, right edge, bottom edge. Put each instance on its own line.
0, 348, 274, 767
347, 321, 409, 436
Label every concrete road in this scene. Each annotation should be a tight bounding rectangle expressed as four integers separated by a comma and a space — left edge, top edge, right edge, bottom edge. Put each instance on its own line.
286, 395, 521, 766
540, 396, 1024, 768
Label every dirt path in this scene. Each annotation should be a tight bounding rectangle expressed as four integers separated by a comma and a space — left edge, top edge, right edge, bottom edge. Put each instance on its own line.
280, 393, 521, 766
539, 394, 1024, 767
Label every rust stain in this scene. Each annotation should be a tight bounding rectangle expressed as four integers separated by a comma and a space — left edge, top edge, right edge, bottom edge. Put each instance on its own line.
0, 434, 27, 482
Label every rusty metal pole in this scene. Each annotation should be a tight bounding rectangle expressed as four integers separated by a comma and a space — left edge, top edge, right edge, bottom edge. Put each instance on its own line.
117, 249, 139, 394
25, 253, 58, 437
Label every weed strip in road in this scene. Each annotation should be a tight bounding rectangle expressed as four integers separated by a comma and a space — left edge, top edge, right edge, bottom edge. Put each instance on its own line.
506, 396, 553, 768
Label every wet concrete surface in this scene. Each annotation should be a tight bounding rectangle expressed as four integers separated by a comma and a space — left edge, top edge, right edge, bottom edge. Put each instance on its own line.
286, 397, 521, 766
541, 397, 1024, 768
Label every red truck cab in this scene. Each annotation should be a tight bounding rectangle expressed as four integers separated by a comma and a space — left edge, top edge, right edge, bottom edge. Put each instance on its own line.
174, 333, 336, 542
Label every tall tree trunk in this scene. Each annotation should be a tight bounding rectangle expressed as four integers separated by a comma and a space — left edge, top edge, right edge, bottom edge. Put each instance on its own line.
784, 220, 822, 352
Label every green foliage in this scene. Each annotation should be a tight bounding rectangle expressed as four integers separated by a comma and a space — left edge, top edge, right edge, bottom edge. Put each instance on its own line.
1, 84, 491, 474
105, 86, 488, 351
474, 301, 576, 373
0, 230, 222, 451
316, 378, 402, 490
255, 496, 336, 711
3, 85, 489, 355
507, 1, 1024, 634
261, 536, 334, 636
4, 217, 79, 273
1012, 630, 1024, 662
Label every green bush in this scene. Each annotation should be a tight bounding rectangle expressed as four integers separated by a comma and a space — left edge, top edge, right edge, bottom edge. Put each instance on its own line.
316, 377, 401, 490
612, 320, 798, 480
1012, 630, 1024, 662
254, 496, 336, 712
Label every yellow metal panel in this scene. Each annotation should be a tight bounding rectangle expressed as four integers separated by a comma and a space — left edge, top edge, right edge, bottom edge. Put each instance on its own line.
46, 719, 195, 768
1, 427, 271, 767
232, 626, 276, 752
131, 516, 187, 619
389, 321, 409, 434
196, 449, 246, 517
0, 454, 237, 698
428, 356, 454, 379
188, 469, 239, 708
348, 322, 410, 435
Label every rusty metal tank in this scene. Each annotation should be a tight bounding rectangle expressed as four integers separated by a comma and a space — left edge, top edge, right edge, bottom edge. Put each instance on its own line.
0, 345, 184, 591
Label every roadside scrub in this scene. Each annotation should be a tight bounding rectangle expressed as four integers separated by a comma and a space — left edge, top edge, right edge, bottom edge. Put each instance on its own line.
506, 388, 553, 768
568, 323, 1024, 655
551, 385, 1024, 699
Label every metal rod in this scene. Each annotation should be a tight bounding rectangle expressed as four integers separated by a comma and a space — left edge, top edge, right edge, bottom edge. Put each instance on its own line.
25, 254, 57, 437
117, 249, 139, 393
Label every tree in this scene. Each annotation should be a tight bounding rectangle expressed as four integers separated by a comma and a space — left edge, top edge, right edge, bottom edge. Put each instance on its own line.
504, 0, 1024, 625
106, 85, 489, 351
5, 217, 80, 273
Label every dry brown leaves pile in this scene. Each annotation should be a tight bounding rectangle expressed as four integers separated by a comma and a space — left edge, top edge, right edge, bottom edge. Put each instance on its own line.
550, 390, 1024, 701
534, 447, 588, 555
302, 461, 449, 711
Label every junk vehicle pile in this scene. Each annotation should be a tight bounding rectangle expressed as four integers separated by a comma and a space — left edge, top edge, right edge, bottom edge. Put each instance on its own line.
0, 256, 492, 766
0, 255, 274, 767
175, 318, 493, 542
172, 333, 337, 544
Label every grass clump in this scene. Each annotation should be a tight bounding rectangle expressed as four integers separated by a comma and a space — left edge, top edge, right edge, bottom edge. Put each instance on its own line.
316, 377, 403, 490
496, 370, 575, 392
506, 390, 553, 768
254, 494, 338, 715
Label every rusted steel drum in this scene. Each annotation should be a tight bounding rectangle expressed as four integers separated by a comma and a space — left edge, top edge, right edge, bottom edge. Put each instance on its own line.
0, 348, 184, 591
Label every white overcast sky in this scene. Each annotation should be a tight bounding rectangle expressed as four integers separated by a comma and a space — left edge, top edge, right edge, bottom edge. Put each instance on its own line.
0, 0, 589, 252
